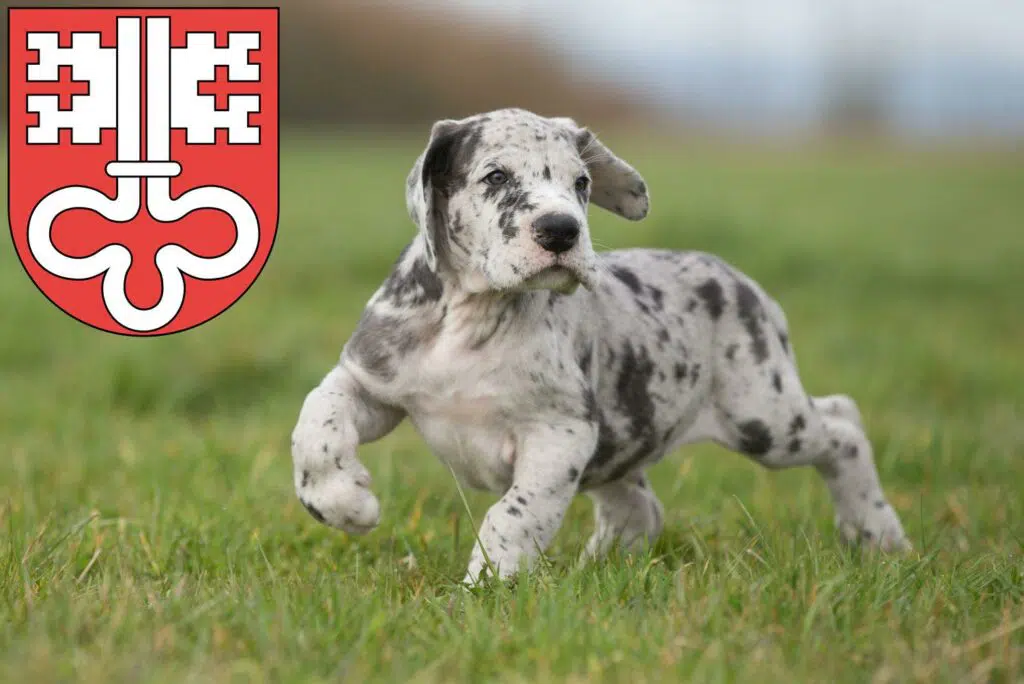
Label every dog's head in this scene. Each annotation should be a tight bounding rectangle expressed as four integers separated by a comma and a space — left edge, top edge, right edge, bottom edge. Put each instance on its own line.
405, 108, 649, 294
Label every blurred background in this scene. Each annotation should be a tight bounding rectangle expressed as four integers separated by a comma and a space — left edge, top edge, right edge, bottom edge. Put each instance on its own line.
2, 0, 1022, 526
4, 0, 1024, 141
2, 3, 1023, 678
2, 0, 1021, 504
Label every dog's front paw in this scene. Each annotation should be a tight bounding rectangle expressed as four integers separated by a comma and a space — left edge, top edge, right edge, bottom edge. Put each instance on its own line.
296, 459, 380, 535
836, 503, 911, 553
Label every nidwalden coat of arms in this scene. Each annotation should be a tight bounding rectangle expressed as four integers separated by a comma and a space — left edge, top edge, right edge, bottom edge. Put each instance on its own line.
7, 8, 279, 335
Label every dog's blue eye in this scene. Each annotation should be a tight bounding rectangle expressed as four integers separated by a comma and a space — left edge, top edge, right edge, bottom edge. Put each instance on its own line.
575, 176, 590, 193
483, 170, 508, 186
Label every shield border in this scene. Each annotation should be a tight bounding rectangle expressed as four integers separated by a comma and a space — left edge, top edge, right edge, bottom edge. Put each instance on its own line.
6, 5, 281, 337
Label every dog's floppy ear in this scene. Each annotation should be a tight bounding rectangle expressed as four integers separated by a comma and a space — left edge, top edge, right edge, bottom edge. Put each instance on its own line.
551, 117, 649, 221
405, 119, 466, 270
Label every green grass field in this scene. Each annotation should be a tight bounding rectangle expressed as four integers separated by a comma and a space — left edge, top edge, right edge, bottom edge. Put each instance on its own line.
2, 132, 1023, 683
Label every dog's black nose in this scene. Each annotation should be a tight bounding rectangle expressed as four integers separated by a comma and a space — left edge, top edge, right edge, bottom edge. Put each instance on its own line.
532, 213, 580, 254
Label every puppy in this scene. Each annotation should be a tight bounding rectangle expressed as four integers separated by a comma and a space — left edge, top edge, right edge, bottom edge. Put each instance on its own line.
291, 108, 910, 585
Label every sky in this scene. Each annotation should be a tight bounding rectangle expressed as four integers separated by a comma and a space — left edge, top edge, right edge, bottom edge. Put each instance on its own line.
436, 0, 1024, 137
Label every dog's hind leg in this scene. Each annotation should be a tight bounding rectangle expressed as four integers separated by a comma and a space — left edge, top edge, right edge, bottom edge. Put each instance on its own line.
703, 276, 910, 551
581, 470, 665, 561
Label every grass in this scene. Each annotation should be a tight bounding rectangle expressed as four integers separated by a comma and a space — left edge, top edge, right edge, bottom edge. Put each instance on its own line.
2, 131, 1023, 682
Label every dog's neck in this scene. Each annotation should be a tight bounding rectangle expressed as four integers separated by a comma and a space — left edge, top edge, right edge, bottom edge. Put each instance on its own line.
445, 287, 550, 351
393, 236, 556, 350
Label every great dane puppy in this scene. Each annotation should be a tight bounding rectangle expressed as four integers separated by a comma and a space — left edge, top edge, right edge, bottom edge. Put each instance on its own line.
291, 108, 910, 585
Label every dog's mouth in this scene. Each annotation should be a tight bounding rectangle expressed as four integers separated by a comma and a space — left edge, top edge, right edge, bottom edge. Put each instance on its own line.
523, 262, 585, 294
540, 263, 573, 277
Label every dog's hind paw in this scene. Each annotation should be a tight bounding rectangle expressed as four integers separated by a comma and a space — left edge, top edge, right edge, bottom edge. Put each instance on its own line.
836, 505, 911, 554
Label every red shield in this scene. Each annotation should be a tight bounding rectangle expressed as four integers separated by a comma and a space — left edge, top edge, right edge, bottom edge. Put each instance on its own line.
7, 7, 278, 335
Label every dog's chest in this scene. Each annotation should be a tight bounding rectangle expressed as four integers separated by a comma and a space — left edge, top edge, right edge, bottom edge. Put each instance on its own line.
372, 339, 546, 493
409, 404, 515, 493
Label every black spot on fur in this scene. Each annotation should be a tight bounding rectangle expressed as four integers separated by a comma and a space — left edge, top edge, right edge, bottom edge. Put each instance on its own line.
674, 363, 688, 381
302, 500, 326, 523
482, 178, 505, 203
772, 371, 783, 393
789, 414, 806, 435
451, 209, 466, 233
788, 438, 802, 454
347, 311, 420, 380
610, 266, 642, 294
616, 342, 656, 443
647, 286, 665, 311
725, 343, 739, 361
583, 388, 598, 423
381, 256, 444, 307
579, 345, 593, 375
583, 417, 620, 478
605, 454, 641, 483
421, 127, 463, 195
495, 183, 531, 243
580, 343, 662, 485
735, 281, 769, 363
468, 297, 524, 350
506, 506, 522, 517
300, 470, 310, 488
542, 165, 551, 180
845, 444, 859, 459
516, 496, 528, 505
567, 467, 580, 482
696, 279, 725, 319
686, 298, 699, 313
778, 331, 790, 354
495, 180, 527, 209
738, 419, 773, 456
420, 123, 483, 265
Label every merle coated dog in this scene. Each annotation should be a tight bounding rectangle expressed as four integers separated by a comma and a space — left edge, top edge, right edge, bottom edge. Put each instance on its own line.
290, 108, 910, 585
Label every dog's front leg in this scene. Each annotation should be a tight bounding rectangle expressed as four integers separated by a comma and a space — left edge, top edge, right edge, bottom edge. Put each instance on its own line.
291, 364, 404, 535
463, 420, 597, 585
